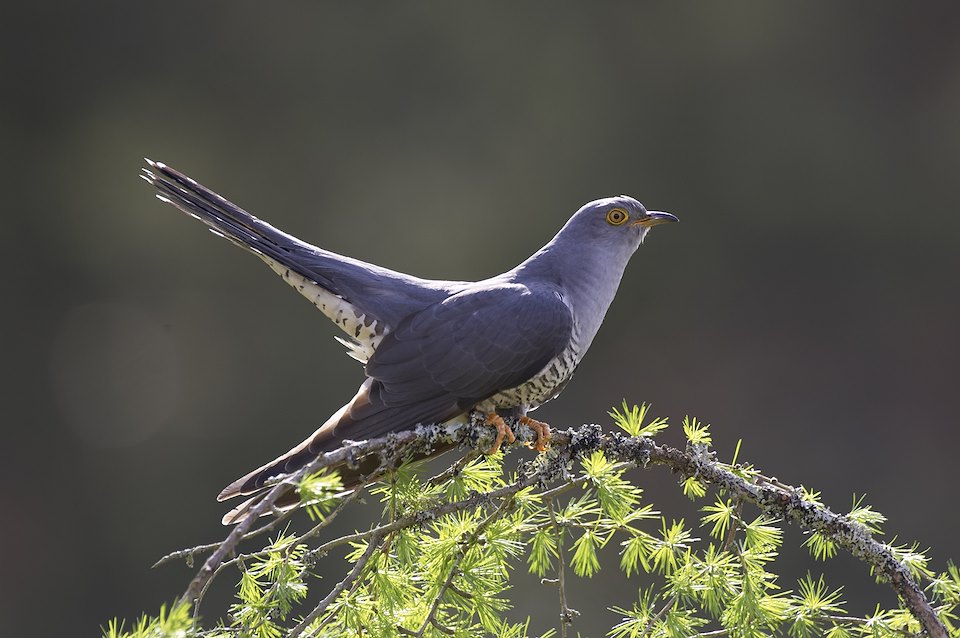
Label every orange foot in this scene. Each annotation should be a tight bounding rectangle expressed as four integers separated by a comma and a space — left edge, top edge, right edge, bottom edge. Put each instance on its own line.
484, 413, 516, 454
519, 416, 551, 452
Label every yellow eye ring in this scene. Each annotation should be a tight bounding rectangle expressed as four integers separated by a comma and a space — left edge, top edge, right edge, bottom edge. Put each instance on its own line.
606, 207, 629, 226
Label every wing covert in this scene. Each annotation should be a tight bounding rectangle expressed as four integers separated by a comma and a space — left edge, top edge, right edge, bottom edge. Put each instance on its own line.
366, 282, 573, 407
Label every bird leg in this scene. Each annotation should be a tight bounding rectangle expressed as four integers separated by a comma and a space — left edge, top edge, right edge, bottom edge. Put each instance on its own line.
519, 416, 551, 452
484, 413, 516, 454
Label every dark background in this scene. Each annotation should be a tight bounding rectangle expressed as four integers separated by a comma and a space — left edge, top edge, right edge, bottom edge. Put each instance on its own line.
3, 3, 959, 635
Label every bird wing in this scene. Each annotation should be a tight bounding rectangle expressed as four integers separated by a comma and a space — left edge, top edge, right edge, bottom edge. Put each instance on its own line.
142, 161, 457, 361
218, 282, 573, 504
339, 282, 574, 440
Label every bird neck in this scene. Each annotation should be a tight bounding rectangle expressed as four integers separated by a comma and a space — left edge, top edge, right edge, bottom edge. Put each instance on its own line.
510, 241, 633, 352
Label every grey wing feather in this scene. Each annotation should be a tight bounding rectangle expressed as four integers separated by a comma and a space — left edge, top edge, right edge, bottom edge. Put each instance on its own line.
338, 282, 573, 440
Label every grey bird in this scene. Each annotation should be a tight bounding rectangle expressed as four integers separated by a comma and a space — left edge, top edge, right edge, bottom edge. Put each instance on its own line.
142, 160, 677, 524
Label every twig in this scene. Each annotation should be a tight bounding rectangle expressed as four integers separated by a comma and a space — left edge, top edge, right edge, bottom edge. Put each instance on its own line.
192, 478, 375, 606
415, 497, 516, 637
285, 532, 383, 638
824, 615, 918, 637
578, 427, 948, 638
641, 593, 678, 637
688, 614, 921, 638
230, 486, 372, 635
548, 499, 575, 638
296, 532, 397, 638
179, 475, 303, 607
154, 509, 294, 568
533, 462, 634, 505
721, 498, 744, 554
191, 560, 231, 627
426, 449, 482, 485
304, 471, 548, 564
167, 420, 947, 638
176, 424, 478, 607
298, 478, 372, 544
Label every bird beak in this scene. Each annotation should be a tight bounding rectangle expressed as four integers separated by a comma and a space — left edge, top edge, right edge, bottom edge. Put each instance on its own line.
633, 211, 679, 228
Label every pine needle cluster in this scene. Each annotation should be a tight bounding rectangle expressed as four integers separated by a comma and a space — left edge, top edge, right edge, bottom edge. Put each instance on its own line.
105, 404, 959, 638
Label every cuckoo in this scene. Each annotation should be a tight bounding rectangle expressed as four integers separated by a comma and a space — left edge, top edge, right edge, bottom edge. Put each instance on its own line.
142, 160, 677, 523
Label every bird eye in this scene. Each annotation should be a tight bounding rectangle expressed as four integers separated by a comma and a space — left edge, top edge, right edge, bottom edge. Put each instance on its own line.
606, 208, 629, 226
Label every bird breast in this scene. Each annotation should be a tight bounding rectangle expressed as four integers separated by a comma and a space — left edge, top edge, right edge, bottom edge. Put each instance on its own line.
478, 344, 581, 413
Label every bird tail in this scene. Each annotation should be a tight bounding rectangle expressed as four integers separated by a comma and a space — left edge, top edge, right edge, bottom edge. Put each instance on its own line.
216, 385, 364, 524
219, 440, 454, 525
219, 462, 379, 525
215, 378, 461, 525
217, 424, 383, 526
141, 159, 334, 289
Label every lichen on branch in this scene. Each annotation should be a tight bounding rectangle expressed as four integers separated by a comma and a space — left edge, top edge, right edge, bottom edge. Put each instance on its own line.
111, 407, 955, 638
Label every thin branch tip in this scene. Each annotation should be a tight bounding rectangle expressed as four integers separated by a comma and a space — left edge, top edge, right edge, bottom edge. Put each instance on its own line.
167, 418, 948, 638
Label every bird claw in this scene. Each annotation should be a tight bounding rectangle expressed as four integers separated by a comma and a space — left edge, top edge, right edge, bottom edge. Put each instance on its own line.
520, 416, 551, 452
483, 413, 550, 453
484, 413, 516, 454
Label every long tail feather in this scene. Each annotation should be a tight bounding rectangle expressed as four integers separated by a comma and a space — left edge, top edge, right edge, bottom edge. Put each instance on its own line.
141, 159, 340, 293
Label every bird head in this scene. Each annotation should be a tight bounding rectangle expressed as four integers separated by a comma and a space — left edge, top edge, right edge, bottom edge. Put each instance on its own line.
561, 196, 678, 252
514, 195, 677, 284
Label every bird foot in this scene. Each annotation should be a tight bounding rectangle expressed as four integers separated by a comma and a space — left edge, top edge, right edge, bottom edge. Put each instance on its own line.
484, 413, 516, 454
519, 416, 551, 452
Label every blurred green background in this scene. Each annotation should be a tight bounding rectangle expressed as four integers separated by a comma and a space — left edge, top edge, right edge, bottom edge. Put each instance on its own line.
4, 3, 959, 635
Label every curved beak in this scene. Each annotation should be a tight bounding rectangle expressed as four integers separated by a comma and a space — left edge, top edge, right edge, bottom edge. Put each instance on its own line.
634, 211, 679, 228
